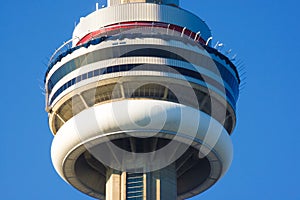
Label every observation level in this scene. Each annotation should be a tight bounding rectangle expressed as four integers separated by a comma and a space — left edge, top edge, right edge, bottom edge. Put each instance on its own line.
45, 0, 240, 199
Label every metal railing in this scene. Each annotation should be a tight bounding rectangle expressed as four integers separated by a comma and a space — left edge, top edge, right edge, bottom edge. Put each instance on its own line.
48, 37, 79, 66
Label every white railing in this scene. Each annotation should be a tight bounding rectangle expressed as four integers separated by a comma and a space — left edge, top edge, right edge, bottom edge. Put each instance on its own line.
48, 37, 80, 65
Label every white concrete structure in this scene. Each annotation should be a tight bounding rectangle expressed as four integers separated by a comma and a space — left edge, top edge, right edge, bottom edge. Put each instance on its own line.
45, 0, 240, 199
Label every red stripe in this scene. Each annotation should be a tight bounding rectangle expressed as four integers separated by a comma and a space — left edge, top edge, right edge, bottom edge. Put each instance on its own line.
76, 22, 206, 46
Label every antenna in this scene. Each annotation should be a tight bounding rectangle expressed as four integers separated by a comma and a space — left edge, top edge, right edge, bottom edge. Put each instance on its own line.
194, 31, 201, 41
206, 36, 213, 46
226, 49, 232, 55
231, 54, 237, 61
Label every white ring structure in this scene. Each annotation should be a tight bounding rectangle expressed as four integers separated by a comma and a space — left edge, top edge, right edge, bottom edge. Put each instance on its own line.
72, 3, 211, 46
51, 99, 233, 199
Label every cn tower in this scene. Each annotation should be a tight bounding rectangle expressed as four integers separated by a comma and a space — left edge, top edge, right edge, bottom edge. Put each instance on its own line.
45, 0, 240, 199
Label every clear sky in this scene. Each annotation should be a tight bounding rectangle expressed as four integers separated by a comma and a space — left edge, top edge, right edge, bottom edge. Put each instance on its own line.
1, 0, 299, 199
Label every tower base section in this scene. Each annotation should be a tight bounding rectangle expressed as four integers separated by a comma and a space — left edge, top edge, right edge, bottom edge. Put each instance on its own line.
105, 164, 177, 200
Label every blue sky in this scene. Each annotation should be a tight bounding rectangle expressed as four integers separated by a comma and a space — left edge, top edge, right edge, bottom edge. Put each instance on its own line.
1, 0, 299, 199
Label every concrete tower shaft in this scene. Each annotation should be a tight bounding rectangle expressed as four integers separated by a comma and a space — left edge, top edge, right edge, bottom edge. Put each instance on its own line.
45, 0, 240, 199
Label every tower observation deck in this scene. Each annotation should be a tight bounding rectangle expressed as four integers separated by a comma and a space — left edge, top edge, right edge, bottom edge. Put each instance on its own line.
45, 0, 240, 199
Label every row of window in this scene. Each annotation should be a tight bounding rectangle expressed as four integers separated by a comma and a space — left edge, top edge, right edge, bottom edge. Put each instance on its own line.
53, 82, 235, 133
49, 63, 237, 107
122, 48, 239, 96
46, 45, 240, 97
47, 21, 209, 76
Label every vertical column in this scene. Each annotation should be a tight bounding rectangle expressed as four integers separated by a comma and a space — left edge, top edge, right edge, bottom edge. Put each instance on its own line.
106, 169, 121, 200
156, 177, 161, 200
145, 163, 177, 199
143, 173, 147, 200
121, 172, 127, 200
159, 163, 177, 200
107, 164, 177, 200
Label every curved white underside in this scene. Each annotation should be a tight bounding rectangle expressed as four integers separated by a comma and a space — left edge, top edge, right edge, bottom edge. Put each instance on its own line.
51, 99, 233, 197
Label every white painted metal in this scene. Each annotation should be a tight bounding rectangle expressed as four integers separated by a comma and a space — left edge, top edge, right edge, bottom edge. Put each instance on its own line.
206, 36, 213, 46
72, 3, 211, 46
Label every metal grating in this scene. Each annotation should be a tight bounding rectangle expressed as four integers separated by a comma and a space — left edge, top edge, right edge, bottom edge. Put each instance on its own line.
126, 173, 144, 200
